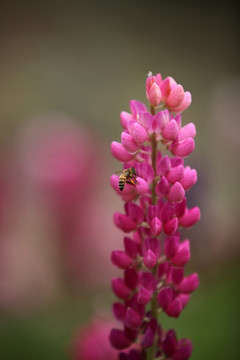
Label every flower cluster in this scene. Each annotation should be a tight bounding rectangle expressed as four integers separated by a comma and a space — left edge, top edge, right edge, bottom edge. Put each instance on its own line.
110, 73, 200, 359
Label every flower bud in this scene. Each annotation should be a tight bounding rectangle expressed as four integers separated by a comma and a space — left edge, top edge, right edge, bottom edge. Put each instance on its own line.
156, 175, 170, 196
164, 235, 179, 258
138, 287, 152, 305
109, 328, 131, 350
166, 297, 183, 318
163, 329, 178, 356
147, 82, 162, 106
171, 245, 191, 267
162, 119, 179, 141
166, 165, 184, 183
125, 308, 142, 329
135, 177, 149, 195
171, 91, 192, 114
179, 207, 200, 228
179, 123, 196, 140
114, 212, 137, 233
172, 339, 193, 360
166, 84, 185, 108
132, 122, 148, 144
150, 217, 162, 236
177, 273, 199, 294
167, 182, 185, 203
121, 132, 139, 153
180, 167, 197, 190
157, 287, 174, 310
112, 278, 131, 299
171, 138, 195, 157
124, 237, 139, 258
164, 217, 178, 235
113, 302, 126, 322
120, 111, 133, 129
124, 268, 139, 290
111, 250, 133, 269
111, 141, 133, 162
143, 249, 157, 269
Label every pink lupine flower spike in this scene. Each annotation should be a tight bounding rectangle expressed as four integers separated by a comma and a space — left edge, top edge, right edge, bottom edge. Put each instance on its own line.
110, 72, 200, 360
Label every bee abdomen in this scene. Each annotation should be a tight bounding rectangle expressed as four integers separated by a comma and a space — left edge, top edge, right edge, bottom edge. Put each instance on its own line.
119, 177, 126, 191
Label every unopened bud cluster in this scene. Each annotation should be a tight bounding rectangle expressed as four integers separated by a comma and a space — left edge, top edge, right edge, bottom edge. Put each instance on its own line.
110, 73, 200, 360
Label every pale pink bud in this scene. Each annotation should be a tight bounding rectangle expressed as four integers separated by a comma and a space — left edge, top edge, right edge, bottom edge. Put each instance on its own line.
114, 212, 137, 233
132, 122, 148, 144
171, 246, 191, 267
166, 297, 183, 318
180, 167, 197, 190
121, 132, 139, 153
111, 250, 133, 269
124, 237, 139, 258
179, 294, 191, 309
152, 109, 170, 133
143, 249, 157, 269
148, 83, 162, 106
157, 287, 174, 310
156, 176, 170, 196
150, 217, 162, 236
171, 138, 195, 157
109, 328, 131, 350
162, 119, 179, 141
166, 165, 184, 183
135, 177, 149, 195
164, 235, 179, 258
138, 287, 152, 305
171, 91, 192, 114
177, 273, 199, 294
160, 77, 171, 99
120, 111, 133, 129
111, 141, 133, 162
166, 84, 185, 108
112, 278, 131, 299
113, 302, 126, 322
157, 155, 171, 175
164, 217, 178, 235
168, 182, 185, 203
138, 112, 153, 130
179, 207, 200, 228
171, 156, 184, 167
124, 268, 139, 290
125, 308, 142, 329
179, 123, 196, 140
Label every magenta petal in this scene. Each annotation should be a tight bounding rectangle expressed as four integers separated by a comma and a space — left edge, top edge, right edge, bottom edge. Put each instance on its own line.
114, 212, 137, 233
171, 91, 192, 114
171, 246, 191, 267
124, 268, 139, 290
111, 141, 134, 162
130, 100, 147, 117
143, 237, 161, 257
177, 273, 199, 294
179, 294, 191, 309
125, 202, 145, 223
138, 287, 152, 305
157, 155, 171, 175
179, 123, 196, 140
160, 202, 175, 223
164, 235, 180, 258
163, 329, 178, 357
111, 250, 133, 269
164, 217, 178, 235
157, 287, 174, 310
162, 119, 179, 141
153, 109, 170, 133
124, 237, 139, 258
175, 197, 187, 218
136, 163, 155, 183
109, 328, 131, 350
120, 111, 133, 129
166, 297, 183, 318
172, 339, 193, 360
150, 217, 162, 236
125, 308, 142, 329
166, 84, 185, 108
180, 167, 197, 190
132, 122, 148, 144
138, 112, 154, 130
141, 272, 156, 292
179, 207, 200, 228
112, 278, 131, 299
135, 177, 149, 195
160, 77, 171, 99
143, 249, 157, 269
167, 182, 185, 203
113, 302, 126, 322
171, 138, 195, 157
141, 326, 154, 349
166, 165, 184, 183
121, 132, 139, 153
172, 268, 184, 286
156, 175, 170, 196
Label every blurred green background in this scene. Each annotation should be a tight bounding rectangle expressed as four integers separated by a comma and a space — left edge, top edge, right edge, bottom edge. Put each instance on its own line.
0, 0, 239, 359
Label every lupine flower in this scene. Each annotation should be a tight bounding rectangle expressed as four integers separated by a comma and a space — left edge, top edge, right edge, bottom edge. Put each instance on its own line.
110, 72, 200, 359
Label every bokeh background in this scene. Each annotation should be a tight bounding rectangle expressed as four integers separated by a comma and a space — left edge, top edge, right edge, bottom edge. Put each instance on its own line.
0, 0, 239, 359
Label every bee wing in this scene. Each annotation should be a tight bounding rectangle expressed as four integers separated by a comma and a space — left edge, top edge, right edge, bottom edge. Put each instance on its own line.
114, 171, 123, 175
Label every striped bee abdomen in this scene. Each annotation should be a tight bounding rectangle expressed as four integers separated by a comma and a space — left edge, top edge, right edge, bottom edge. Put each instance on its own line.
119, 175, 126, 191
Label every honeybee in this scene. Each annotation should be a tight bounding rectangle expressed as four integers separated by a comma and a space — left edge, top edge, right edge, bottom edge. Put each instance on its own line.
118, 167, 138, 191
